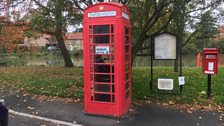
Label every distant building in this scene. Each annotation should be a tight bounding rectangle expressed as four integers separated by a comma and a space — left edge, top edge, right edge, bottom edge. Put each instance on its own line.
24, 32, 83, 52
24, 34, 52, 48
218, 26, 224, 39
64, 32, 83, 51
213, 26, 224, 41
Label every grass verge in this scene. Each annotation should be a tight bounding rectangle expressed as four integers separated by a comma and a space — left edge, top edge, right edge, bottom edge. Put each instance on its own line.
0, 66, 223, 105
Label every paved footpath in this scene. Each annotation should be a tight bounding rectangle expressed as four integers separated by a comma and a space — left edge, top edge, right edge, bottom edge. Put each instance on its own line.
117, 104, 224, 126
0, 90, 223, 126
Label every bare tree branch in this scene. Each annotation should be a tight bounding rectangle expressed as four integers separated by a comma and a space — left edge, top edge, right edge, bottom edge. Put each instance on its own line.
182, 29, 198, 47
146, 13, 173, 38
72, 0, 84, 11
186, 0, 222, 14
32, 0, 51, 12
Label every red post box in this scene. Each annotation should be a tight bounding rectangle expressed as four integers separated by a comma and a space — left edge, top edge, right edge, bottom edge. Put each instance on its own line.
83, 2, 131, 117
202, 48, 218, 75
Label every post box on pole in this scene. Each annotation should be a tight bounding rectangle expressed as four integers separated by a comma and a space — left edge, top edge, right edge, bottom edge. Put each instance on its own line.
202, 48, 218, 99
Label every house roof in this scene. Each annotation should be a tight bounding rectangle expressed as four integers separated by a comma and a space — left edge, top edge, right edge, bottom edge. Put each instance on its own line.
65, 32, 83, 40
218, 26, 224, 33
42, 34, 52, 39
0, 16, 11, 24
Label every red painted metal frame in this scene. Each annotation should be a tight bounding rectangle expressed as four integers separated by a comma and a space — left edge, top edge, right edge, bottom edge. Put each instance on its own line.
83, 2, 131, 117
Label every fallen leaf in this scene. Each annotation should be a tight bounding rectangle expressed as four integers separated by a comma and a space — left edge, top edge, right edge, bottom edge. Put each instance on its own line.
27, 106, 35, 110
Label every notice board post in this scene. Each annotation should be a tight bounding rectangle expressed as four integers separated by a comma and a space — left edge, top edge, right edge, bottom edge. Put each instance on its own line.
150, 32, 183, 93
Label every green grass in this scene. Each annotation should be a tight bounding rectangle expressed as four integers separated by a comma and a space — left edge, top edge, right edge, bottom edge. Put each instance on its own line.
0, 66, 84, 99
0, 53, 19, 58
0, 66, 223, 104
132, 67, 224, 104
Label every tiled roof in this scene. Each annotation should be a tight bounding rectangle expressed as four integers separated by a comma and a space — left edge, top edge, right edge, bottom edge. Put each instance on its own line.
219, 26, 224, 33
42, 34, 52, 39
65, 32, 83, 40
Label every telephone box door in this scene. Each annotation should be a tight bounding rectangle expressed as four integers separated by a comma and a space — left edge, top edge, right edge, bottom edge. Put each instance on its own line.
83, 2, 131, 117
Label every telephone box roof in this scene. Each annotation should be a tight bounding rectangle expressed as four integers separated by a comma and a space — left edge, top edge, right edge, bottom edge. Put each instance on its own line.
84, 2, 130, 21
85, 2, 125, 10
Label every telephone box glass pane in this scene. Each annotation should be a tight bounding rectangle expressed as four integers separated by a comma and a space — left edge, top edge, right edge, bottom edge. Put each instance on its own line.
90, 74, 93, 81
90, 46, 93, 53
125, 54, 129, 62
125, 46, 129, 53
111, 25, 114, 33
111, 46, 114, 53
125, 27, 129, 35
94, 55, 105, 63
89, 26, 92, 34
95, 74, 110, 82
125, 63, 129, 71
102, 55, 111, 63
95, 94, 111, 102
90, 54, 93, 63
125, 81, 129, 90
112, 95, 115, 102
125, 72, 129, 81
94, 84, 110, 92
112, 75, 114, 83
94, 35, 110, 44
125, 36, 129, 44
90, 36, 93, 44
91, 93, 94, 101
111, 56, 114, 63
111, 35, 114, 44
125, 90, 129, 99
90, 65, 94, 72
93, 25, 110, 34
94, 55, 111, 63
94, 64, 110, 73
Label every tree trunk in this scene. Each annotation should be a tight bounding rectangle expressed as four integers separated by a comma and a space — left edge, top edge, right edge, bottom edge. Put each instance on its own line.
55, 32, 74, 67
131, 31, 146, 64
55, 2, 74, 67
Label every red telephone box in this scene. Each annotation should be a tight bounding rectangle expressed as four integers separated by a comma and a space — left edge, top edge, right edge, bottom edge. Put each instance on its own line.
83, 2, 132, 117
202, 48, 218, 75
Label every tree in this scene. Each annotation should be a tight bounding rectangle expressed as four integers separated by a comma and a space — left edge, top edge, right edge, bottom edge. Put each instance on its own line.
214, 38, 224, 53
182, 0, 222, 48
1, 0, 83, 67
0, 16, 27, 53
26, 0, 83, 67
195, 11, 218, 49
129, 0, 174, 62
1, 0, 223, 65
172, 0, 186, 72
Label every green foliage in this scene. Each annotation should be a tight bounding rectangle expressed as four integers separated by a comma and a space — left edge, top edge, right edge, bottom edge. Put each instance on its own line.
182, 42, 200, 54
27, 10, 56, 34
26, 0, 82, 34
195, 11, 218, 49
211, 38, 224, 54
129, 0, 222, 57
